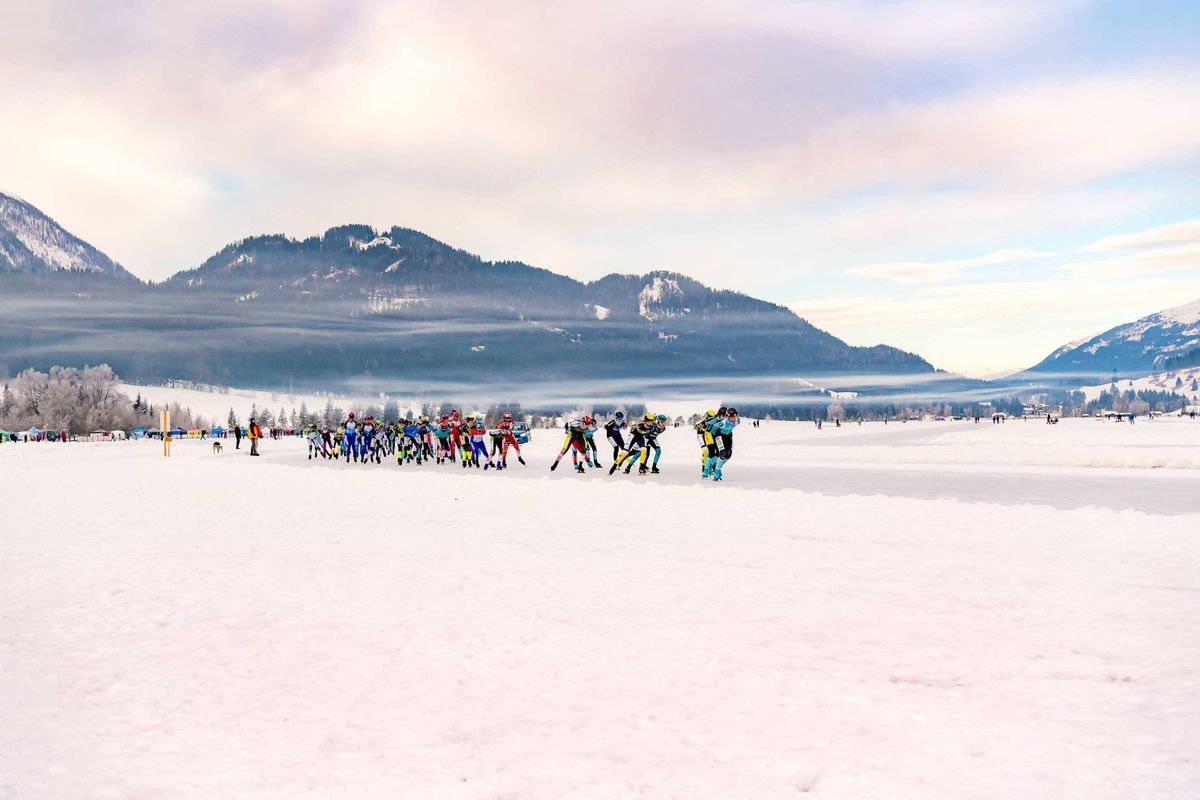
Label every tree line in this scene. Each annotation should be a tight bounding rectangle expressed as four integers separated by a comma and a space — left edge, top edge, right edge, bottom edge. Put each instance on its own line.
0, 364, 207, 433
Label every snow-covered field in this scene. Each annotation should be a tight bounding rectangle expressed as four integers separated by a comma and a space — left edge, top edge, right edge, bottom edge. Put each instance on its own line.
3, 419, 1199, 799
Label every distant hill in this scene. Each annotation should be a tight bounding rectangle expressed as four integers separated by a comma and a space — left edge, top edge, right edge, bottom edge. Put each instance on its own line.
1024, 299, 1200, 381
0, 193, 950, 401
0, 192, 134, 278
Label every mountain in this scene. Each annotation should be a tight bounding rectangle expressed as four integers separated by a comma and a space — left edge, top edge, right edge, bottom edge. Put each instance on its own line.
152, 224, 935, 385
1026, 299, 1200, 380
0, 192, 134, 278
0, 194, 948, 402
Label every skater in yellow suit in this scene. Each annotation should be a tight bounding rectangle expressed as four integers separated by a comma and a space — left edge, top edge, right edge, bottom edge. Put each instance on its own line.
609, 414, 656, 475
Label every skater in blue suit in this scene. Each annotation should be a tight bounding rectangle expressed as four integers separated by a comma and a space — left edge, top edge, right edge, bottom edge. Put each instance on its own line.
706, 407, 739, 481
343, 412, 360, 462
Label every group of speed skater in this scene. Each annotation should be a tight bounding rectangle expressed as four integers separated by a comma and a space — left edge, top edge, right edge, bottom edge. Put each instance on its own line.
303, 409, 527, 470
303, 404, 741, 481
552, 405, 740, 481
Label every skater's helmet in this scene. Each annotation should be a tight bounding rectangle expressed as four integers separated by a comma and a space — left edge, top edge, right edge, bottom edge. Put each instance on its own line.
420, 415, 428, 423
706, 409, 717, 418
348, 411, 355, 419
644, 412, 655, 422
569, 418, 582, 428
582, 415, 592, 425
614, 411, 624, 420
717, 406, 728, 416
655, 414, 667, 422
726, 407, 738, 417
503, 411, 513, 421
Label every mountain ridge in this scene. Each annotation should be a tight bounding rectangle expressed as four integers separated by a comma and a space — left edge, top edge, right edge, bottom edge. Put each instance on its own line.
1025, 298, 1200, 379
0, 192, 948, 398
0, 192, 134, 278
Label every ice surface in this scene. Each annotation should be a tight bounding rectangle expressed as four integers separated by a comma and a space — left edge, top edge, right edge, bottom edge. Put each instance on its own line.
2, 419, 1198, 799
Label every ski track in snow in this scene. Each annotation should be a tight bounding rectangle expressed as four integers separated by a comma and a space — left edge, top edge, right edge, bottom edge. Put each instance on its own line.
2, 420, 1199, 799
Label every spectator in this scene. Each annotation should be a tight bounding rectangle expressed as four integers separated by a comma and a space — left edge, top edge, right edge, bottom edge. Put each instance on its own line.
233, 423, 243, 450
248, 417, 262, 456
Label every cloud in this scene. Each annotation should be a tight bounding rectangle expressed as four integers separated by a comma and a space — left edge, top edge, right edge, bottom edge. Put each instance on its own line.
795, 276, 1200, 331
1080, 218, 1200, 252
2, 0, 1191, 281
1060, 242, 1200, 279
848, 249, 1054, 283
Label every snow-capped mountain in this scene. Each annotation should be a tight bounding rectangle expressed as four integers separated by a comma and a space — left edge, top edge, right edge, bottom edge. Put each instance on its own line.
1027, 299, 1200, 378
147, 223, 937, 387
0, 196, 948, 397
0, 192, 133, 277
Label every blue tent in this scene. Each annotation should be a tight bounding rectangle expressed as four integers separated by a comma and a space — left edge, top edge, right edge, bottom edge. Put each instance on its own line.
167, 427, 186, 437
211, 426, 226, 435
26, 427, 42, 436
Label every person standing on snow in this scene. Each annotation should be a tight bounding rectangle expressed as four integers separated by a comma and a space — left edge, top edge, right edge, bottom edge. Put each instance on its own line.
233, 422, 243, 450
248, 417, 262, 457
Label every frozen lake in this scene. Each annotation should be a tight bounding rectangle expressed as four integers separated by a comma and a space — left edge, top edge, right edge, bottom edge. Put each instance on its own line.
2, 418, 1198, 798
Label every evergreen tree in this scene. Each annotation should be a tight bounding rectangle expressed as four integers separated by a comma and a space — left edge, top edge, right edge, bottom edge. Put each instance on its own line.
227, 408, 238, 430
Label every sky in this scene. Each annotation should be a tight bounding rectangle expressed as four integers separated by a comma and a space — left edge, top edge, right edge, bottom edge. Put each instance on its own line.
2, 0, 1198, 376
